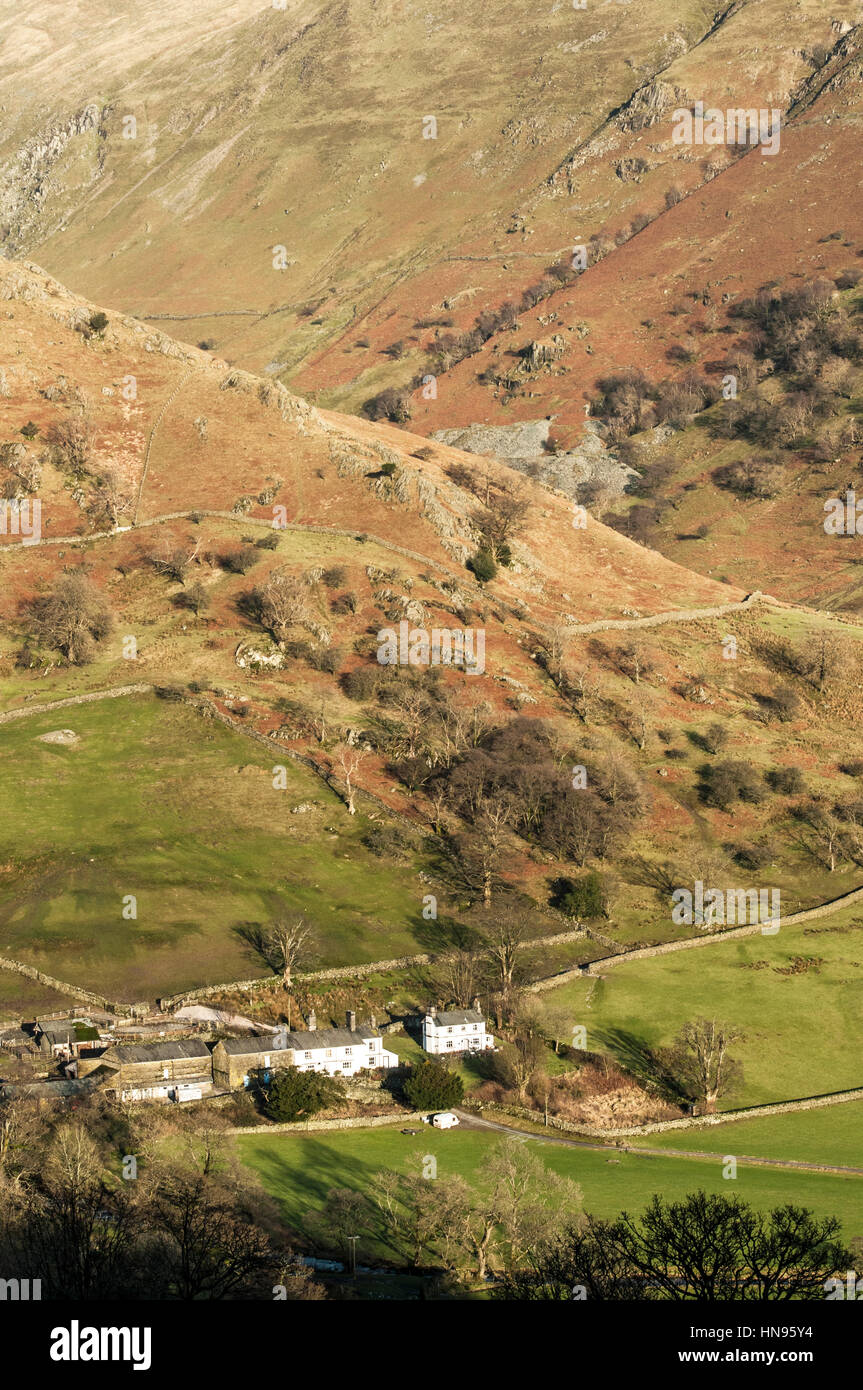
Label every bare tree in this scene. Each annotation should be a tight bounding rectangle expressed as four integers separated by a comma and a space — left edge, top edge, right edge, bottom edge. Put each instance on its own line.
148, 536, 201, 585
465, 1142, 581, 1277
333, 743, 366, 815
254, 570, 313, 641
183, 581, 210, 616
262, 918, 316, 988
472, 488, 530, 561
664, 1018, 743, 1113
45, 415, 95, 475
621, 692, 649, 751
802, 630, 844, 694
617, 639, 654, 685
93, 468, 133, 528
437, 948, 480, 1008
796, 799, 850, 873
151, 1173, 273, 1299
28, 572, 113, 664
481, 908, 526, 1007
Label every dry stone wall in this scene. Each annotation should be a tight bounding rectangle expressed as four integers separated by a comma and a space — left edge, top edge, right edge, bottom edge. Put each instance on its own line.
471, 1086, 863, 1139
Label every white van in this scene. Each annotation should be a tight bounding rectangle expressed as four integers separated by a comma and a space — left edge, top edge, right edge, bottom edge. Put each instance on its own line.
430, 1111, 460, 1130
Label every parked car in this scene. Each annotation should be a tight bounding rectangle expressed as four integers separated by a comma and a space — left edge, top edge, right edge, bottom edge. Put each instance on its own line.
430, 1111, 460, 1130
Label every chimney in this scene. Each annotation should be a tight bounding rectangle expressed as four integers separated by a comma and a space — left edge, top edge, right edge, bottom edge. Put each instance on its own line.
472, 996, 481, 1013
347, 1010, 356, 1033
429, 1005, 437, 1019
369, 1013, 377, 1031
307, 1009, 316, 1032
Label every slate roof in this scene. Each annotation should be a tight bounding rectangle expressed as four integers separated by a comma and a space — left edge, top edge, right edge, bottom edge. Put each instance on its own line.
103, 1039, 211, 1064
38, 1021, 77, 1042
218, 1026, 380, 1056
286, 1027, 378, 1050
426, 1010, 485, 1028
217, 1035, 289, 1057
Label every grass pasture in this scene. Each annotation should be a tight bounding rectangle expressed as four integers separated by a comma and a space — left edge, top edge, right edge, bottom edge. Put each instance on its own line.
542, 910, 863, 1107
0, 694, 430, 1000
626, 1099, 863, 1169
236, 1123, 863, 1248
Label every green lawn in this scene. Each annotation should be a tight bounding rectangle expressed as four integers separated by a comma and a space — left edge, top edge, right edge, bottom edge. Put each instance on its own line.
541, 911, 863, 1107
0, 694, 431, 1000
627, 1099, 863, 1169
236, 1124, 863, 1244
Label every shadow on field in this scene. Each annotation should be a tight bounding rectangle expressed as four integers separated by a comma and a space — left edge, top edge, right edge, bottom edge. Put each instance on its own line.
245, 1134, 407, 1263
591, 1025, 687, 1103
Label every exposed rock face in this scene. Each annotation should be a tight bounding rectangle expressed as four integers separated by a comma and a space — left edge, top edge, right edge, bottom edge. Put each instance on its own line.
36, 729, 80, 746
234, 639, 284, 670
431, 419, 637, 501
433, 419, 551, 461
524, 333, 566, 369
616, 77, 687, 132
0, 104, 108, 252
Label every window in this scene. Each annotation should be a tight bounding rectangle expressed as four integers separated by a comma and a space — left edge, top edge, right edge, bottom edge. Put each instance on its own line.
446, 1041, 453, 1049
473, 1023, 479, 1030
325, 1049, 333, 1058
304, 1051, 312, 1060
368, 1040, 375, 1048
264, 1055, 271, 1067
162, 1067, 169, 1079
447, 1027, 452, 1034
342, 1061, 350, 1069
345, 1047, 352, 1055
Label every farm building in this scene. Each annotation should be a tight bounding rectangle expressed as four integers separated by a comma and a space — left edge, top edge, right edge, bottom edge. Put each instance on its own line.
213, 1012, 398, 1088
211, 1035, 294, 1090
98, 1039, 213, 1101
35, 1020, 78, 1061
422, 1004, 494, 1055
34, 1018, 103, 1062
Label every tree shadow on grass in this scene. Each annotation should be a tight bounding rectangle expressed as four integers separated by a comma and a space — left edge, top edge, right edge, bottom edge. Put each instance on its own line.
408, 908, 485, 954
590, 1025, 687, 1105
232, 921, 271, 970
243, 1133, 413, 1265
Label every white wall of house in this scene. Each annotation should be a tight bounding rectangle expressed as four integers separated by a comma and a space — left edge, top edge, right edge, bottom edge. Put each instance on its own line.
287, 1037, 398, 1077
422, 1017, 494, 1055
422, 1023, 491, 1050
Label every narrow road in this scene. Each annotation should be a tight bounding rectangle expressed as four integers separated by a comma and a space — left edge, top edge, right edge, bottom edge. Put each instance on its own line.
456, 1110, 863, 1178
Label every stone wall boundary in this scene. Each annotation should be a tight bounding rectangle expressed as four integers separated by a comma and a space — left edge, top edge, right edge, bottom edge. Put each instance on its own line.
225, 1109, 423, 1136
470, 1085, 863, 1139
579, 887, 863, 978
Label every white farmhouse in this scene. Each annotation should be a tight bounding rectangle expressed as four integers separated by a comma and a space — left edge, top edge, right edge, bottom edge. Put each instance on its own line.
284, 1017, 399, 1078
422, 1003, 494, 1056
212, 1011, 399, 1088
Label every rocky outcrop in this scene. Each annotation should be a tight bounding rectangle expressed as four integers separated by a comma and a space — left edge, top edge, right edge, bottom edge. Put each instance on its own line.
0, 104, 108, 252
432, 419, 637, 501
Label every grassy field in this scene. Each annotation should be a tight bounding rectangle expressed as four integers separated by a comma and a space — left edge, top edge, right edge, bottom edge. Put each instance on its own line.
0, 694, 433, 1000
539, 909, 863, 1108
236, 1123, 863, 1245
0, 969, 75, 1020
626, 1100, 863, 1169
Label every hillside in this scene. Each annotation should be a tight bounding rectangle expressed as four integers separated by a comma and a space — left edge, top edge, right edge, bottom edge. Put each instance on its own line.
2, 3, 862, 612
2, 260, 863, 1011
